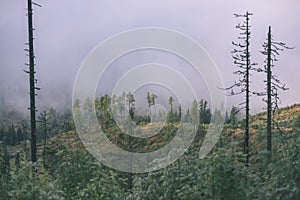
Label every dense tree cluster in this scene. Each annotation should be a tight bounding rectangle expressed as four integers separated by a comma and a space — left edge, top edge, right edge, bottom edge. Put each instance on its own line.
0, 125, 27, 145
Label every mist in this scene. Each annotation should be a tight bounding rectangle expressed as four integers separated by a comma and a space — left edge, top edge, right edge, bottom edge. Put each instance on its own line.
1, 0, 300, 118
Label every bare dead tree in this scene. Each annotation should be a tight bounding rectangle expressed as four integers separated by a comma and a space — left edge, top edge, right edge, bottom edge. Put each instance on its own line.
253, 26, 293, 153
24, 0, 41, 163
224, 11, 257, 166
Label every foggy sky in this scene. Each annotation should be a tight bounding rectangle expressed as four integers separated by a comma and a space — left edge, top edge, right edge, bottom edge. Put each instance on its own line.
1, 0, 300, 116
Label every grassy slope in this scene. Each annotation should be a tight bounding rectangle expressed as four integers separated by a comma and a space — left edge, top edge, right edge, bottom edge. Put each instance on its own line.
12, 103, 299, 159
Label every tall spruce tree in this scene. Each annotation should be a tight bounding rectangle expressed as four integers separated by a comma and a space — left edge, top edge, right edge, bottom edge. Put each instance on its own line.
254, 26, 293, 153
225, 12, 256, 166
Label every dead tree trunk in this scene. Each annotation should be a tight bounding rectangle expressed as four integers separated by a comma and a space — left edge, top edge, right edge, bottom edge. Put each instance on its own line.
245, 12, 250, 166
25, 0, 41, 163
266, 26, 272, 152
27, 0, 37, 163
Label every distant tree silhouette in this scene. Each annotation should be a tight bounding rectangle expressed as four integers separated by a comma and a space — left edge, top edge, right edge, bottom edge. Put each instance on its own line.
126, 92, 135, 120
167, 96, 174, 123
146, 92, 158, 122
190, 100, 199, 131
229, 106, 239, 127
199, 99, 211, 124
178, 105, 182, 122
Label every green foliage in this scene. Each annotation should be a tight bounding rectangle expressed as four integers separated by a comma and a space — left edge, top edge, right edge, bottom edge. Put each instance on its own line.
126, 92, 136, 120
54, 148, 126, 199
265, 132, 300, 199
292, 114, 300, 130
229, 106, 239, 126
0, 144, 10, 200
166, 96, 176, 123
1, 118, 300, 199
7, 155, 64, 200
199, 99, 211, 124
129, 142, 250, 200
206, 146, 248, 200
2, 140, 66, 199
0, 124, 27, 145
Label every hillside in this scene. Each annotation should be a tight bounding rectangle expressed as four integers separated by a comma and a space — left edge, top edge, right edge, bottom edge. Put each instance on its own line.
35, 103, 300, 163
1, 103, 300, 199
5, 103, 299, 161
223, 103, 300, 145
251, 103, 300, 129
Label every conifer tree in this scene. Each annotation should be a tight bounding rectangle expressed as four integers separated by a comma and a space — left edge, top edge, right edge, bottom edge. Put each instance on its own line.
254, 26, 293, 153
225, 12, 257, 166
